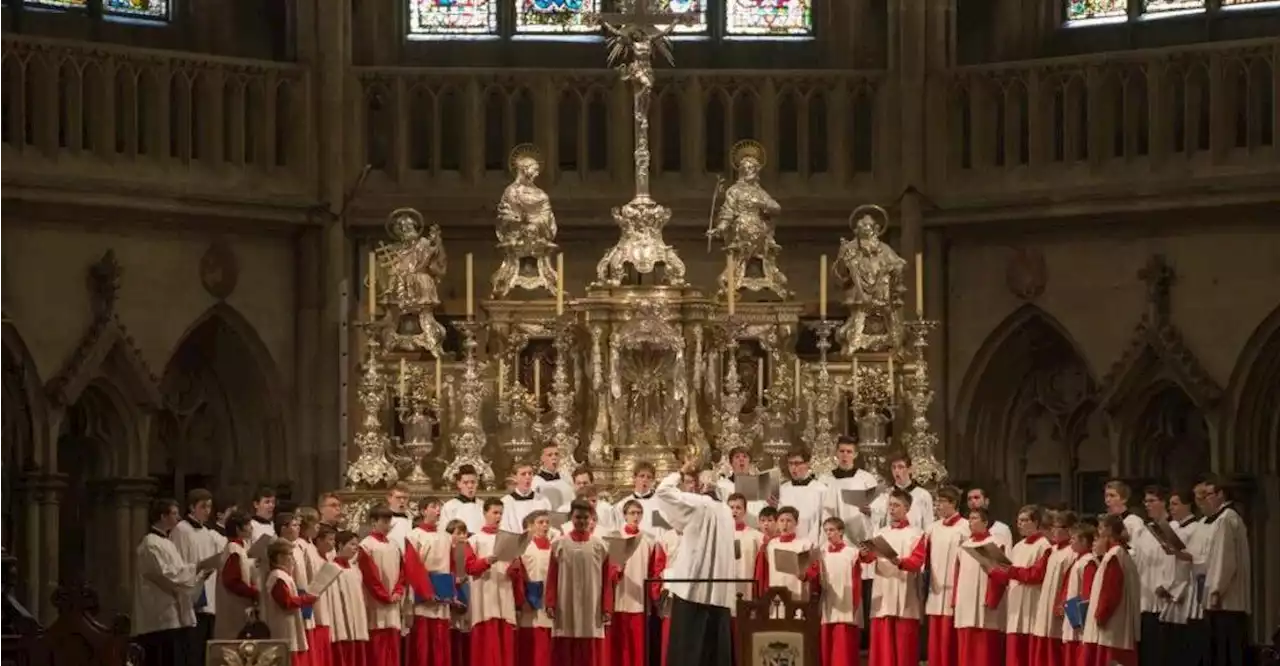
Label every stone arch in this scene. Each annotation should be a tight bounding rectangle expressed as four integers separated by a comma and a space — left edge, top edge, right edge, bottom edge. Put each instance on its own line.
1223, 304, 1280, 475
1, 323, 47, 554
156, 303, 289, 502
953, 305, 1096, 509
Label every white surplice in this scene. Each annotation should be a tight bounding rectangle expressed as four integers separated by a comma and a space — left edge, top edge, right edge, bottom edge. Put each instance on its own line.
132, 529, 203, 636
653, 472, 738, 609
169, 517, 221, 614
777, 476, 829, 543
819, 467, 878, 552
1203, 503, 1250, 613
1160, 516, 1208, 624
923, 514, 970, 617
499, 490, 552, 534
441, 496, 486, 534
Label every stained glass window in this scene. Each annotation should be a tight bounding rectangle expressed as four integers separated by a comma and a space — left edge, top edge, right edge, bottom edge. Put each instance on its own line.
25, 0, 88, 10
1143, 0, 1204, 13
651, 0, 709, 35
1066, 0, 1128, 22
409, 0, 499, 37
1222, 0, 1280, 6
515, 0, 601, 34
105, 0, 168, 20
725, 0, 813, 37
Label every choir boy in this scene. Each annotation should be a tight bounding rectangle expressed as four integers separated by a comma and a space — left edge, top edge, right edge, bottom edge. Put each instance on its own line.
609, 500, 662, 666
1199, 475, 1250, 666
753, 506, 815, 612
727, 494, 764, 618
1158, 488, 1208, 666
441, 465, 486, 534
1080, 514, 1141, 666
1058, 522, 1098, 666
133, 498, 211, 666
357, 505, 406, 665
867, 453, 934, 532
263, 539, 319, 666
464, 498, 517, 666
169, 488, 220, 665
1134, 486, 1171, 666
215, 512, 260, 639
279, 511, 325, 664
923, 485, 970, 666
802, 517, 863, 666
445, 519, 474, 666
1103, 480, 1148, 544
250, 486, 278, 541
210, 500, 237, 534
991, 504, 1051, 666
317, 493, 344, 531
859, 488, 928, 666
757, 506, 779, 542
329, 530, 370, 666
619, 461, 664, 537
501, 463, 554, 534
776, 448, 829, 542
546, 501, 615, 665
571, 468, 616, 533
819, 436, 877, 544
1030, 510, 1079, 666
951, 507, 1007, 666
507, 511, 554, 666
965, 487, 1013, 549
717, 447, 767, 517
308, 522, 337, 666
386, 483, 413, 550
404, 497, 453, 666
533, 445, 576, 505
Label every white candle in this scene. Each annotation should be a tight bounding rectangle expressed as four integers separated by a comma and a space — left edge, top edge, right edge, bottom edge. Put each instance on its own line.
434, 357, 442, 397
533, 360, 541, 398
498, 359, 506, 401
887, 357, 894, 396
852, 357, 859, 400
727, 257, 736, 316
757, 357, 765, 400
556, 253, 565, 316
398, 358, 407, 398
819, 254, 828, 319
915, 251, 924, 318
367, 251, 377, 318
793, 357, 801, 400
466, 253, 475, 318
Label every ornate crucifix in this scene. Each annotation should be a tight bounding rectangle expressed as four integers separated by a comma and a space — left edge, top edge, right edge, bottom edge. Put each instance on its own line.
589, 0, 698, 202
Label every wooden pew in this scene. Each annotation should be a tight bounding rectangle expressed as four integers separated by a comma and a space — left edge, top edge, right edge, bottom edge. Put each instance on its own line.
12, 582, 138, 666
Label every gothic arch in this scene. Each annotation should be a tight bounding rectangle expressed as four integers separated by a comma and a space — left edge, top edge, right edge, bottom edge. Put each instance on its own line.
2, 323, 46, 554
156, 304, 288, 499
953, 305, 1096, 508
1224, 304, 1280, 474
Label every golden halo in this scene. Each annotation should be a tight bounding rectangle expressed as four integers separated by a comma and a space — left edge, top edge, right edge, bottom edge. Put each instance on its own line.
386, 207, 425, 239
731, 139, 767, 170
848, 204, 889, 237
508, 143, 542, 175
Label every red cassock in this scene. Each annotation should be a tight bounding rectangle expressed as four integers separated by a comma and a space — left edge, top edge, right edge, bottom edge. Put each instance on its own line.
507, 554, 553, 666
952, 536, 1008, 666
464, 543, 517, 666
1079, 558, 1137, 666
649, 544, 675, 666
270, 581, 319, 666
355, 542, 403, 666
402, 540, 454, 666
993, 547, 1051, 666
802, 551, 863, 666
864, 533, 929, 666
332, 641, 366, 666
1060, 557, 1098, 666
609, 531, 663, 666
307, 627, 332, 666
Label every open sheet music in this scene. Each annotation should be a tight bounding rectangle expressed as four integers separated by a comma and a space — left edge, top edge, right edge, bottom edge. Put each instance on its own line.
540, 485, 567, 510
651, 511, 672, 530
548, 512, 569, 530
491, 530, 531, 562
605, 533, 641, 565
246, 534, 273, 560
773, 548, 813, 576
963, 542, 1012, 570
839, 488, 873, 509
1146, 518, 1186, 552
734, 472, 775, 502
859, 535, 898, 561
307, 562, 344, 597
197, 551, 225, 572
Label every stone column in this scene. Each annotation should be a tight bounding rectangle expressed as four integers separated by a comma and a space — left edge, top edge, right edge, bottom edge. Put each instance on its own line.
106, 477, 158, 616
923, 229, 948, 459
18, 472, 67, 623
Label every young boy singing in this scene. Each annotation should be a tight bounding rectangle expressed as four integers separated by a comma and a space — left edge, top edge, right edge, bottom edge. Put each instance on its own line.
757, 506, 779, 542
859, 488, 928, 666
803, 517, 863, 666
609, 500, 662, 666
502, 464, 554, 534
991, 505, 1052, 666
465, 498, 517, 666
263, 539, 319, 666
329, 531, 369, 666
1057, 521, 1098, 666
215, 512, 260, 640
546, 500, 615, 666
1080, 515, 1140, 666
728, 492, 764, 644
357, 505, 405, 665
923, 486, 971, 666
507, 510, 554, 666
404, 497, 453, 666
952, 507, 1008, 666
445, 519, 473, 666
753, 506, 815, 615
1030, 510, 1079, 666
307, 521, 336, 666
441, 465, 485, 534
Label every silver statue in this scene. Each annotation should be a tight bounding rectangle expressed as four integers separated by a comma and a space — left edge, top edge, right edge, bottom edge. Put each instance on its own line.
708, 140, 791, 300
492, 144, 559, 299
834, 205, 906, 353
378, 208, 447, 354
602, 21, 679, 201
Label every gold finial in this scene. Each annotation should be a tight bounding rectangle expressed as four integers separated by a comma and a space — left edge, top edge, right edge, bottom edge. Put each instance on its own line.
848, 204, 889, 236
730, 139, 767, 170
508, 143, 542, 175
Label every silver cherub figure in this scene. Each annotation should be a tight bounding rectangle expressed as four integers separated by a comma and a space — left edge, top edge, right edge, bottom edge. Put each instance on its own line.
491, 144, 559, 299
834, 205, 906, 354
378, 207, 447, 355
708, 140, 791, 300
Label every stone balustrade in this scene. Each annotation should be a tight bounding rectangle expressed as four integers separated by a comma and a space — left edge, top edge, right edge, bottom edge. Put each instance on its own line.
1, 35, 314, 206
3, 34, 1276, 218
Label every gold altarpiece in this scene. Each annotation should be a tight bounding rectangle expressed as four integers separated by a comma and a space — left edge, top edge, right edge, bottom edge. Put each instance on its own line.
333, 3, 946, 520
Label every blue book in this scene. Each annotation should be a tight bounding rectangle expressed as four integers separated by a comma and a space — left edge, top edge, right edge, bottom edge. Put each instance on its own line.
298, 588, 314, 621
457, 581, 471, 606
427, 573, 456, 602
1064, 596, 1088, 630
195, 588, 208, 611
524, 581, 545, 610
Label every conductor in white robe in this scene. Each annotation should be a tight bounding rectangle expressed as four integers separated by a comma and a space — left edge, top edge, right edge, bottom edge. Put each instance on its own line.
655, 462, 737, 666
1199, 476, 1251, 666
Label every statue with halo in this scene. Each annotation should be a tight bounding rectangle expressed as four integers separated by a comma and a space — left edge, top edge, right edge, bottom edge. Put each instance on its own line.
378, 207, 447, 355
708, 139, 791, 300
834, 204, 906, 353
492, 144, 560, 298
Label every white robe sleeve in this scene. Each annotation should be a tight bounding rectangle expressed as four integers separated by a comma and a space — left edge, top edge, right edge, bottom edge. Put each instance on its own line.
1205, 515, 1241, 598
655, 473, 711, 532
139, 539, 201, 594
